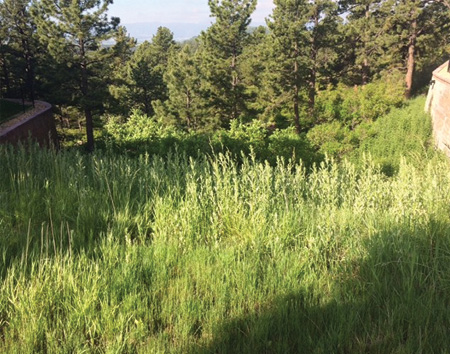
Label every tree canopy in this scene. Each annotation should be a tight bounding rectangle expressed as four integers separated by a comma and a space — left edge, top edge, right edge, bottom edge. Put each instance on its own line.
0, 0, 448, 150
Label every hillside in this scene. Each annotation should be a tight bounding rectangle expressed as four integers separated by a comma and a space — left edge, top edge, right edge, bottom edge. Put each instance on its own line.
1, 99, 450, 352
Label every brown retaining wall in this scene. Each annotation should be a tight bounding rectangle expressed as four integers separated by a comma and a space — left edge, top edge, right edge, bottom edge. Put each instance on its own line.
425, 61, 450, 156
0, 100, 58, 148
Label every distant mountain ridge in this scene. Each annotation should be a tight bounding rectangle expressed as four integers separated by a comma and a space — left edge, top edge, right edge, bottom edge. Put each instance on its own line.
122, 21, 267, 43
123, 22, 210, 42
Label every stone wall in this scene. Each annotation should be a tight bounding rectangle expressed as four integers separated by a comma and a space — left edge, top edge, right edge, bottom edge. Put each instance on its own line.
425, 61, 450, 156
0, 100, 58, 148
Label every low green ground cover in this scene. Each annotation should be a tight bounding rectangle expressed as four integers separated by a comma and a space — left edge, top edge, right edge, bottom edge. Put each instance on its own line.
0, 99, 30, 125
1, 146, 450, 352
0, 98, 447, 352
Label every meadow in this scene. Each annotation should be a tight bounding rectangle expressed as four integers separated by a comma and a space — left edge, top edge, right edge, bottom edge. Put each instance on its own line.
1, 97, 450, 353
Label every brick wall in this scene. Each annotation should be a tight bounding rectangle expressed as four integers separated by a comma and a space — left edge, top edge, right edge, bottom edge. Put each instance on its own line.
0, 101, 58, 148
425, 61, 450, 156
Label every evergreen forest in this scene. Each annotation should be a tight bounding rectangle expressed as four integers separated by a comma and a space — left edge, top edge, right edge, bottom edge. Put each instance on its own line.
0, 0, 449, 152
1, 0, 450, 352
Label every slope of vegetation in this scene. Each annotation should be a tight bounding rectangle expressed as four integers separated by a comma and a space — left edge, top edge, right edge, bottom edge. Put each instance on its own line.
1, 100, 449, 353
352, 96, 433, 173
0, 0, 448, 351
2, 0, 449, 151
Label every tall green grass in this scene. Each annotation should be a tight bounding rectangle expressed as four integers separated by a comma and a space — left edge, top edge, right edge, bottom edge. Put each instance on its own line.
1, 144, 450, 352
353, 96, 433, 174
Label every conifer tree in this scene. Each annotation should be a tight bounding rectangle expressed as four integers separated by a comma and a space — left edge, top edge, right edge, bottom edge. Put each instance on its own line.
267, 0, 309, 133
0, 0, 37, 101
239, 26, 271, 120
388, 0, 450, 97
105, 26, 137, 114
341, 0, 388, 85
267, 0, 338, 132
341, 0, 450, 95
200, 0, 257, 127
158, 44, 210, 130
305, 0, 340, 111
0, 6, 10, 96
31, 0, 119, 151
112, 26, 176, 116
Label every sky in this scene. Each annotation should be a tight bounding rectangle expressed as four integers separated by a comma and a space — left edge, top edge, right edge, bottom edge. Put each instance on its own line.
109, 0, 275, 26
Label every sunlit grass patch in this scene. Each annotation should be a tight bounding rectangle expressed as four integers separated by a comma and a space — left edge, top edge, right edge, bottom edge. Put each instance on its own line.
1, 142, 450, 352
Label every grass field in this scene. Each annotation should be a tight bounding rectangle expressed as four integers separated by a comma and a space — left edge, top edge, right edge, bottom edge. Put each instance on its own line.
1, 137, 450, 352
0, 99, 30, 125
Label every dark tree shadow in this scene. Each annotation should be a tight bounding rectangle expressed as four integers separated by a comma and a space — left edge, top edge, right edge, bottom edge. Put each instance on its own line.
187, 219, 450, 354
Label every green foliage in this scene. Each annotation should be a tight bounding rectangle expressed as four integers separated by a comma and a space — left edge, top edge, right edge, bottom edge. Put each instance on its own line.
266, 0, 341, 132
2, 145, 450, 352
156, 44, 213, 130
0, 0, 37, 101
308, 95, 434, 167
307, 76, 406, 160
355, 96, 434, 174
31, 0, 120, 151
111, 27, 176, 116
198, 0, 257, 126
315, 74, 406, 126
102, 111, 319, 168
307, 120, 363, 158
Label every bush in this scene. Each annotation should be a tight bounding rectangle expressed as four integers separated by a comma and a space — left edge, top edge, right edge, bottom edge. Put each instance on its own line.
306, 120, 375, 160
315, 73, 405, 127
102, 113, 321, 169
353, 96, 435, 174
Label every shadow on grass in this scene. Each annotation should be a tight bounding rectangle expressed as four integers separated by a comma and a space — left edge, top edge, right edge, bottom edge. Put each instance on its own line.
188, 219, 450, 353
0, 144, 120, 278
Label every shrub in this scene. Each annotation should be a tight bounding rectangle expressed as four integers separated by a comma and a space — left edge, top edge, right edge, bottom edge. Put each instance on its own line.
102, 114, 321, 169
353, 96, 435, 174
315, 73, 405, 127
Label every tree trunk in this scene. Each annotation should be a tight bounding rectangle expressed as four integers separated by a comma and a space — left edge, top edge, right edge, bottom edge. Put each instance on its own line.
361, 4, 370, 85
79, 38, 94, 152
22, 38, 34, 105
17, 7, 35, 104
231, 52, 239, 121
186, 89, 192, 129
143, 87, 151, 116
294, 84, 301, 134
85, 108, 95, 153
405, 17, 417, 99
308, 64, 316, 114
308, 11, 319, 114
293, 44, 301, 134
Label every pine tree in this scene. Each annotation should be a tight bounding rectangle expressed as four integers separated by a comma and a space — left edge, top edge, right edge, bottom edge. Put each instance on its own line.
105, 26, 137, 114
389, 0, 450, 97
267, 0, 339, 132
31, 0, 119, 151
0, 6, 10, 97
341, 0, 389, 85
159, 44, 211, 130
112, 26, 176, 116
239, 26, 271, 121
0, 0, 37, 102
304, 0, 340, 111
199, 0, 257, 126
